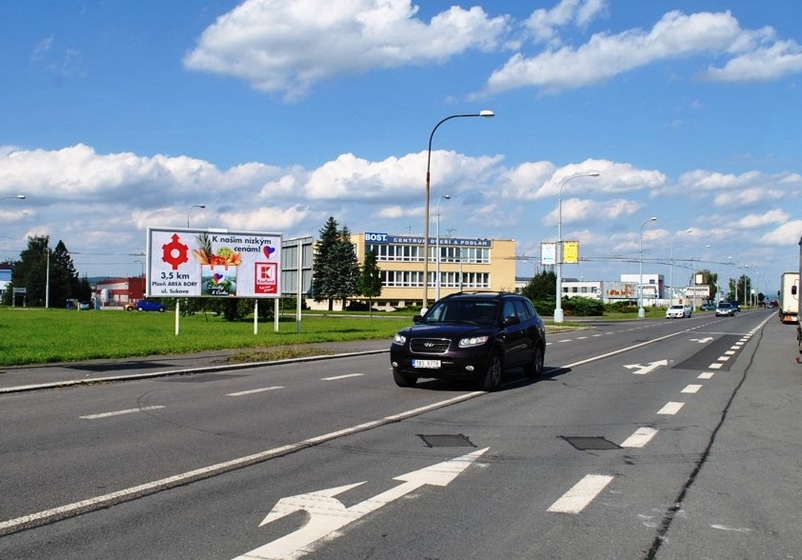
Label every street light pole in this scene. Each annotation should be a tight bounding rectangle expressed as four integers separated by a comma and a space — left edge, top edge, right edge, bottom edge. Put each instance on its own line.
187, 204, 205, 228
435, 194, 450, 302
638, 216, 658, 318
423, 110, 494, 311
554, 172, 599, 323
0, 194, 26, 203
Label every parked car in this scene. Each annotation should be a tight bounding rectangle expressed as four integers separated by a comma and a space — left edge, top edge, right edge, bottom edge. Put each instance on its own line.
715, 302, 736, 317
390, 291, 546, 391
126, 299, 166, 312
666, 304, 691, 318
700, 302, 716, 311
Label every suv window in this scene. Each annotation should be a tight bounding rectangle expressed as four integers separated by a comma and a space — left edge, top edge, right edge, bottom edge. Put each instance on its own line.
423, 299, 499, 326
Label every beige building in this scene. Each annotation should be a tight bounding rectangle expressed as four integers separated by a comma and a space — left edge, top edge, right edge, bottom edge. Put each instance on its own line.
352, 231, 517, 309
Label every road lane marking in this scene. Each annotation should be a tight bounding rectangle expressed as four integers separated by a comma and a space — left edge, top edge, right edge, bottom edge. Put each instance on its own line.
698, 372, 715, 379
227, 387, 284, 397
658, 402, 684, 415
79, 406, 165, 420
547, 474, 614, 514
322, 373, 364, 381
681, 384, 702, 394
1, 391, 485, 536
620, 427, 658, 448
709, 363, 722, 369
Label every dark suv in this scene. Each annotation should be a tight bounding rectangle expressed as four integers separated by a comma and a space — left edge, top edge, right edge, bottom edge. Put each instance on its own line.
390, 292, 546, 391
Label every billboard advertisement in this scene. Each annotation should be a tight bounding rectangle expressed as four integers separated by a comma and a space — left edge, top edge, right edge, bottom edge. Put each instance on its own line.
541, 242, 556, 266
563, 241, 579, 264
146, 228, 282, 298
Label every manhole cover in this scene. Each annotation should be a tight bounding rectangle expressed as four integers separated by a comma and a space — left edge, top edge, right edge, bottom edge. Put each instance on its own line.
561, 436, 620, 450
418, 434, 475, 448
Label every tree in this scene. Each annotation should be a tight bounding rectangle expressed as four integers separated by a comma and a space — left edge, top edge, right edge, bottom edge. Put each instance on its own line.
311, 218, 361, 311
8, 236, 81, 307
329, 226, 361, 311
357, 249, 382, 317
520, 270, 557, 317
311, 217, 341, 311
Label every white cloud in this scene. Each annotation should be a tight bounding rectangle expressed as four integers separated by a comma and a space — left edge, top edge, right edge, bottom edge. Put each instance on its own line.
184, 0, 508, 100
760, 220, 802, 245
704, 39, 802, 82
735, 209, 789, 229
485, 9, 802, 94
546, 196, 642, 227
524, 0, 608, 45
498, 159, 665, 201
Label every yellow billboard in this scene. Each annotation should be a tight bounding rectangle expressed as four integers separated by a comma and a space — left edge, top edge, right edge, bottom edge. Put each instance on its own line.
563, 241, 579, 264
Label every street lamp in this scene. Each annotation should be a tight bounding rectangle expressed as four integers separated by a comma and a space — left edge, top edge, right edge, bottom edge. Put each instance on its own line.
422, 110, 494, 310
554, 171, 600, 323
435, 194, 450, 301
0, 194, 26, 203
187, 204, 205, 228
638, 216, 658, 318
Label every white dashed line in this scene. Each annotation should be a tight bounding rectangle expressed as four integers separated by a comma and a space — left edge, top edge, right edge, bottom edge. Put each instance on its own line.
322, 373, 364, 381
547, 474, 614, 514
698, 372, 715, 379
227, 386, 284, 397
80, 406, 165, 420
620, 427, 658, 448
681, 384, 702, 394
658, 402, 684, 415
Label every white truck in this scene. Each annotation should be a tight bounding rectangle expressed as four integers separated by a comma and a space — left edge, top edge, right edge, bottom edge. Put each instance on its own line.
779, 271, 799, 324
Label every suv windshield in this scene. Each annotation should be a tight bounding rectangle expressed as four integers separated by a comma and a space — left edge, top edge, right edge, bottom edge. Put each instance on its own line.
423, 300, 499, 326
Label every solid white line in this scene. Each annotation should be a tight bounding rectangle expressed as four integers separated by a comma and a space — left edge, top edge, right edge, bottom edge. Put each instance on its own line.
322, 373, 364, 381
698, 372, 715, 379
620, 427, 658, 448
547, 474, 614, 514
681, 384, 702, 394
658, 402, 684, 415
79, 406, 165, 420
227, 386, 283, 397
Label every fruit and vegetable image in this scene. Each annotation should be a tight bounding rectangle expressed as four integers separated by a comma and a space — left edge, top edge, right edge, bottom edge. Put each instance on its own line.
195, 233, 240, 296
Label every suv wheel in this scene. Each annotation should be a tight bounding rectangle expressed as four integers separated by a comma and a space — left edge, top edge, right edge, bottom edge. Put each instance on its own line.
480, 352, 503, 391
393, 368, 417, 388
524, 344, 544, 379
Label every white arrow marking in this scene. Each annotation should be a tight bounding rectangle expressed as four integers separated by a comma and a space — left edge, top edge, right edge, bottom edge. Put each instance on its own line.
689, 337, 713, 344
235, 447, 489, 560
623, 359, 668, 375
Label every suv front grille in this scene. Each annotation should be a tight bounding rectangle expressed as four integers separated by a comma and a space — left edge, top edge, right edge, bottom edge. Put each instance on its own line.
410, 338, 451, 354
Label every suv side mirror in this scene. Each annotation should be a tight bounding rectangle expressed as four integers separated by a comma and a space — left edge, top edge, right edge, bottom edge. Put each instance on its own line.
412, 315, 423, 323
503, 315, 520, 327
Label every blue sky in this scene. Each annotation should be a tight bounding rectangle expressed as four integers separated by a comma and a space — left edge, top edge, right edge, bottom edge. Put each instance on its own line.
2, 0, 801, 297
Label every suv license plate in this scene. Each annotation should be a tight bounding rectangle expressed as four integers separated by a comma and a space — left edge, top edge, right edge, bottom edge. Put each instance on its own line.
412, 359, 441, 369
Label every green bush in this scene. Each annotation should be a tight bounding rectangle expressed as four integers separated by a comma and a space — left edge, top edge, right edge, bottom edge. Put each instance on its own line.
562, 296, 604, 316
605, 300, 639, 314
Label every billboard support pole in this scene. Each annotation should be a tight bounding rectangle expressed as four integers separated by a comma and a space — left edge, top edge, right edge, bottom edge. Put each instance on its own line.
175, 300, 180, 336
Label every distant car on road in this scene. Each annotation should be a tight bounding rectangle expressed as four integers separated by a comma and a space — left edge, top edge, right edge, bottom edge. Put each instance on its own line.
715, 302, 736, 317
700, 302, 716, 311
126, 299, 166, 312
666, 304, 691, 318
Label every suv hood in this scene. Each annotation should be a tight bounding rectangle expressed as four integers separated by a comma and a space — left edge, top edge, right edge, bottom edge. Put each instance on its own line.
401, 322, 492, 338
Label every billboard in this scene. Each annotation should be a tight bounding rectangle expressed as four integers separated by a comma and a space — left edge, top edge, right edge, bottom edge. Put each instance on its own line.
541, 242, 556, 266
146, 228, 282, 298
563, 241, 579, 264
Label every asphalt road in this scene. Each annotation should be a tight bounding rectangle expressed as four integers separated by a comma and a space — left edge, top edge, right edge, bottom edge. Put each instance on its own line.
1, 309, 800, 559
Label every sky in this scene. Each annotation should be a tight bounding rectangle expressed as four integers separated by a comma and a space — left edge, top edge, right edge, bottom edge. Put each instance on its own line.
2, 0, 802, 298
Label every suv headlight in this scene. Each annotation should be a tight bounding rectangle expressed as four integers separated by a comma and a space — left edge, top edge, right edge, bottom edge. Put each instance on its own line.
459, 335, 489, 348
392, 333, 407, 345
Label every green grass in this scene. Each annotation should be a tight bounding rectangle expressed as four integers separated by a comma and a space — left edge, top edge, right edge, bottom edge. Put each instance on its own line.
0, 308, 407, 366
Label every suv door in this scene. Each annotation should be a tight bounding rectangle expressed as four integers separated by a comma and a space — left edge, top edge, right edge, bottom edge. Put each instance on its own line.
501, 298, 528, 367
